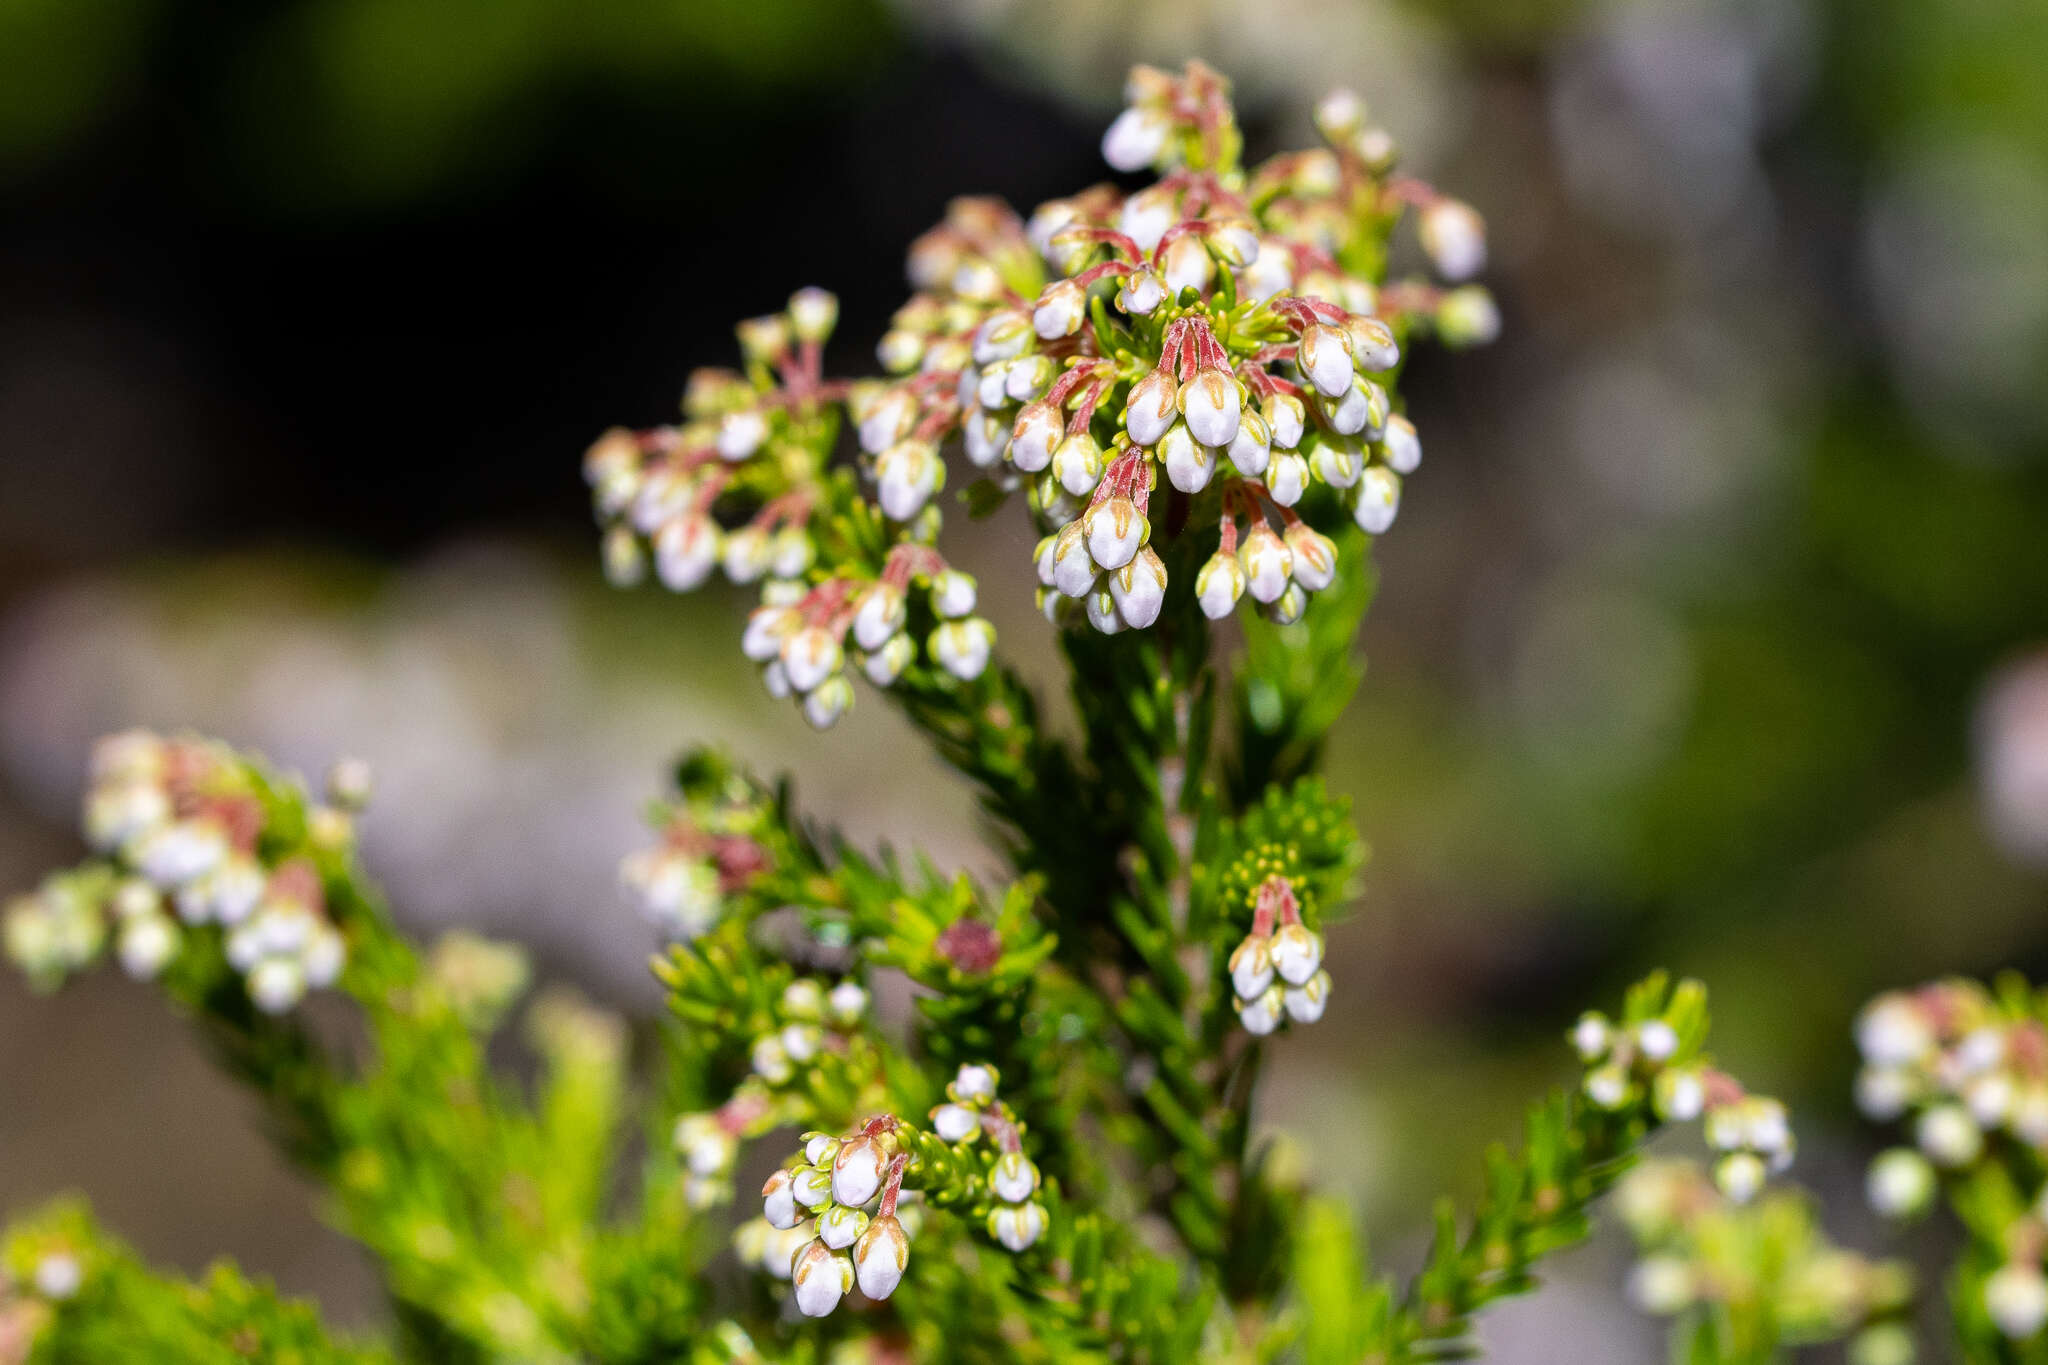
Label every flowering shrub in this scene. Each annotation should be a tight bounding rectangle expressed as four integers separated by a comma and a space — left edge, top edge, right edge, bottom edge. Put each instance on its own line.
0, 60, 2023, 1365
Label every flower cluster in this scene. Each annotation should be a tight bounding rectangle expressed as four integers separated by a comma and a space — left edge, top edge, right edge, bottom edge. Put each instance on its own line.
1572, 1005, 1793, 1202
745, 1063, 1044, 1319
671, 976, 871, 1209
4, 731, 351, 1014
1226, 875, 1329, 1034
1852, 981, 2048, 1340
583, 60, 1495, 722
1614, 1159, 1914, 1361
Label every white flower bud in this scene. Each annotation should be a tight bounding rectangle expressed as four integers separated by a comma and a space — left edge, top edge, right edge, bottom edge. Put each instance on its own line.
1865, 1148, 1935, 1219
717, 409, 768, 462
135, 820, 228, 888
819, 1204, 869, 1250
1267, 452, 1309, 506
1969, 1072, 2016, 1126
877, 440, 943, 522
1283, 526, 1338, 592
1196, 552, 1245, 619
929, 569, 977, 619
1354, 467, 1402, 534
1240, 524, 1293, 604
1419, 199, 1487, 281
763, 1170, 801, 1229
1381, 414, 1422, 474
1031, 280, 1086, 341
990, 1151, 1040, 1203
1315, 88, 1366, 141
117, 914, 179, 980
854, 1213, 910, 1299
1179, 370, 1241, 449
1637, 1019, 1680, 1062
1436, 286, 1501, 346
803, 1132, 839, 1165
1027, 199, 1078, 256
752, 1034, 795, 1084
1990, 1262, 2048, 1341
1052, 522, 1098, 599
780, 627, 843, 694
988, 1201, 1046, 1253
973, 310, 1033, 366
1265, 394, 1306, 449
1085, 588, 1124, 635
1161, 235, 1214, 298
1917, 1104, 1984, 1167
1855, 1066, 1914, 1120
787, 286, 838, 342
1627, 1255, 1694, 1316
1236, 244, 1293, 304
792, 1240, 853, 1317
1011, 403, 1060, 473
653, 516, 720, 592
1311, 443, 1363, 489
846, 584, 904, 653
1855, 995, 1932, 1066
1654, 1068, 1705, 1122
602, 525, 646, 586
929, 618, 995, 681
761, 576, 806, 606
33, 1253, 82, 1302
1236, 984, 1286, 1036
963, 406, 1009, 468
803, 675, 855, 730
766, 526, 813, 579
1207, 219, 1260, 268
863, 634, 915, 687
1264, 583, 1308, 625
206, 857, 265, 926
743, 605, 800, 662
248, 956, 306, 1015
931, 1103, 980, 1143
1084, 497, 1145, 570
1052, 432, 1104, 498
781, 1022, 823, 1062
1006, 355, 1055, 404
1343, 315, 1400, 373
1124, 369, 1179, 447
1109, 548, 1167, 630
1714, 1151, 1767, 1204
1298, 324, 1354, 398
722, 524, 773, 584
1284, 970, 1331, 1024
1324, 379, 1375, 437
1270, 923, 1324, 986
953, 1063, 998, 1104
877, 329, 924, 373
1160, 423, 1216, 493
302, 926, 345, 989
677, 1115, 735, 1177
1102, 106, 1171, 172
1220, 933, 1269, 998
1571, 1012, 1612, 1061
1119, 186, 1177, 252
859, 388, 917, 455
826, 980, 867, 1025
763, 1223, 811, 1279
1958, 1026, 2007, 1076
85, 781, 170, 851
1584, 1063, 1629, 1109
1227, 410, 1271, 477
1116, 269, 1167, 315
791, 1164, 834, 1209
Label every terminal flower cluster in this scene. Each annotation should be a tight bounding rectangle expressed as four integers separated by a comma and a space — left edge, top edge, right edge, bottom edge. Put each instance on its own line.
5, 730, 354, 1014
582, 60, 1495, 727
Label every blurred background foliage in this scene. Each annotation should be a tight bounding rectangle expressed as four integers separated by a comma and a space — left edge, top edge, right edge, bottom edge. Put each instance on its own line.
2, 0, 2046, 1357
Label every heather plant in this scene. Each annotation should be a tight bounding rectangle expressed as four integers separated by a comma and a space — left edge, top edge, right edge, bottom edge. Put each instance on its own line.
0, 61, 2025, 1365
